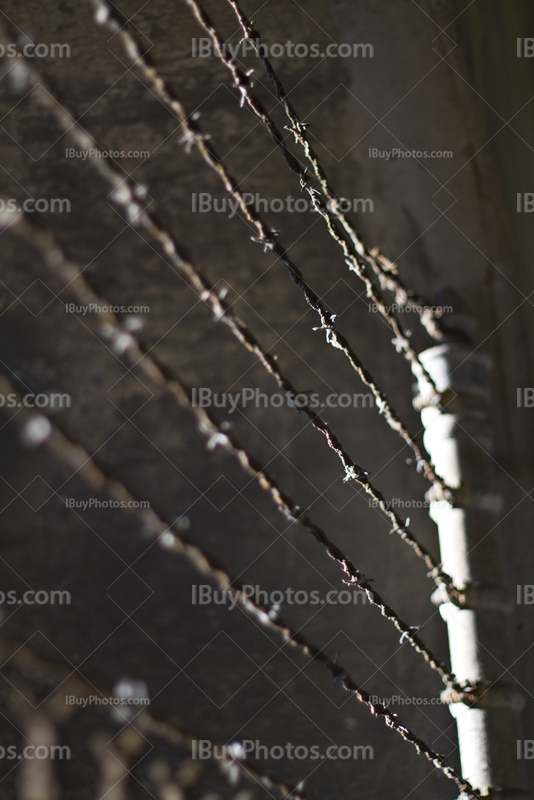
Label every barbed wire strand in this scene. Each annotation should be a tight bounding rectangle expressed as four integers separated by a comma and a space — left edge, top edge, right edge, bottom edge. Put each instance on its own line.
222, 0, 447, 342
0, 378, 479, 799
3, 209, 459, 686
182, 0, 448, 372
0, 36, 460, 589
0, 633, 307, 800
79, 0, 452, 501
0, 18, 479, 800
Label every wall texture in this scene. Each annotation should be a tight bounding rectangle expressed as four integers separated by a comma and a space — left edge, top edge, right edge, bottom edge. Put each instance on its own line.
0, 1, 533, 799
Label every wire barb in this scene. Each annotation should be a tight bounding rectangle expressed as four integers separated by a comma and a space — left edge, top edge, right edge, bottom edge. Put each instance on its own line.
0, 17, 459, 592
0, 632, 306, 800
0, 11, 480, 798
183, 0, 446, 395
224, 0, 448, 343
0, 374, 480, 800
4, 211, 459, 688
79, 0, 454, 502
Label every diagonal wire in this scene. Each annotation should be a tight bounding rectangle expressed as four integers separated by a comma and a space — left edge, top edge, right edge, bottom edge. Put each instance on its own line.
181, 0, 446, 367
221, 0, 447, 342
185, 0, 448, 349
78, 0, 453, 501
0, 36, 459, 587
0, 632, 307, 800
0, 375, 479, 799
0, 16, 474, 792
2, 209, 459, 687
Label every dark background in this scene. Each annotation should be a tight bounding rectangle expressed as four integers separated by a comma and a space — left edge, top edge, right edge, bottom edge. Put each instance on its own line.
0, 1, 533, 798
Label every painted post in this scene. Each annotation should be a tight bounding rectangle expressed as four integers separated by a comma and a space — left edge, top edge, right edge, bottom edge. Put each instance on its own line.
415, 343, 529, 799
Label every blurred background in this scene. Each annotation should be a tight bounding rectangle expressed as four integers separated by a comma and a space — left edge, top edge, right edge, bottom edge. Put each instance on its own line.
0, 1, 533, 798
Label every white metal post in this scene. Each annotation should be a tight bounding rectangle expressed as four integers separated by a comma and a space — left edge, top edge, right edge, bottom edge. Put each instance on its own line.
415, 343, 529, 799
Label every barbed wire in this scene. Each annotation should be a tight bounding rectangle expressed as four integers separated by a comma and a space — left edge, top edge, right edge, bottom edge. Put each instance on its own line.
0, 377, 479, 799
0, 33, 459, 591
0, 14, 478, 799
0, 632, 306, 800
183, 0, 447, 373
79, 0, 453, 502
222, 0, 447, 342
3, 209, 458, 686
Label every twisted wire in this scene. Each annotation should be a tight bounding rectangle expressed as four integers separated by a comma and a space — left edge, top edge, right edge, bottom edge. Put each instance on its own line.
0, 375, 479, 799
0, 632, 307, 800
0, 16, 479, 797
224, 0, 447, 341
0, 37, 458, 588
79, 0, 452, 501
4, 210, 457, 686
184, 0, 447, 372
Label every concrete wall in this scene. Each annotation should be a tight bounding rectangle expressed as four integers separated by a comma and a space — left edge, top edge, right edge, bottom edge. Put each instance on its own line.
0, 1, 532, 798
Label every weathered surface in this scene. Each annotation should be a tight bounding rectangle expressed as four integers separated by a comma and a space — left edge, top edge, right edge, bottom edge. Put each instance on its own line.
0, 1, 532, 798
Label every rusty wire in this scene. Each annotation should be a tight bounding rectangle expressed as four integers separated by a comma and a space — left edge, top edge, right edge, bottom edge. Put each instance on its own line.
0, 14, 477, 798
0, 376, 479, 800
0, 632, 306, 800
80, 0, 453, 502
0, 32, 459, 593
3, 209, 458, 687
222, 0, 447, 342
183, 0, 448, 361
